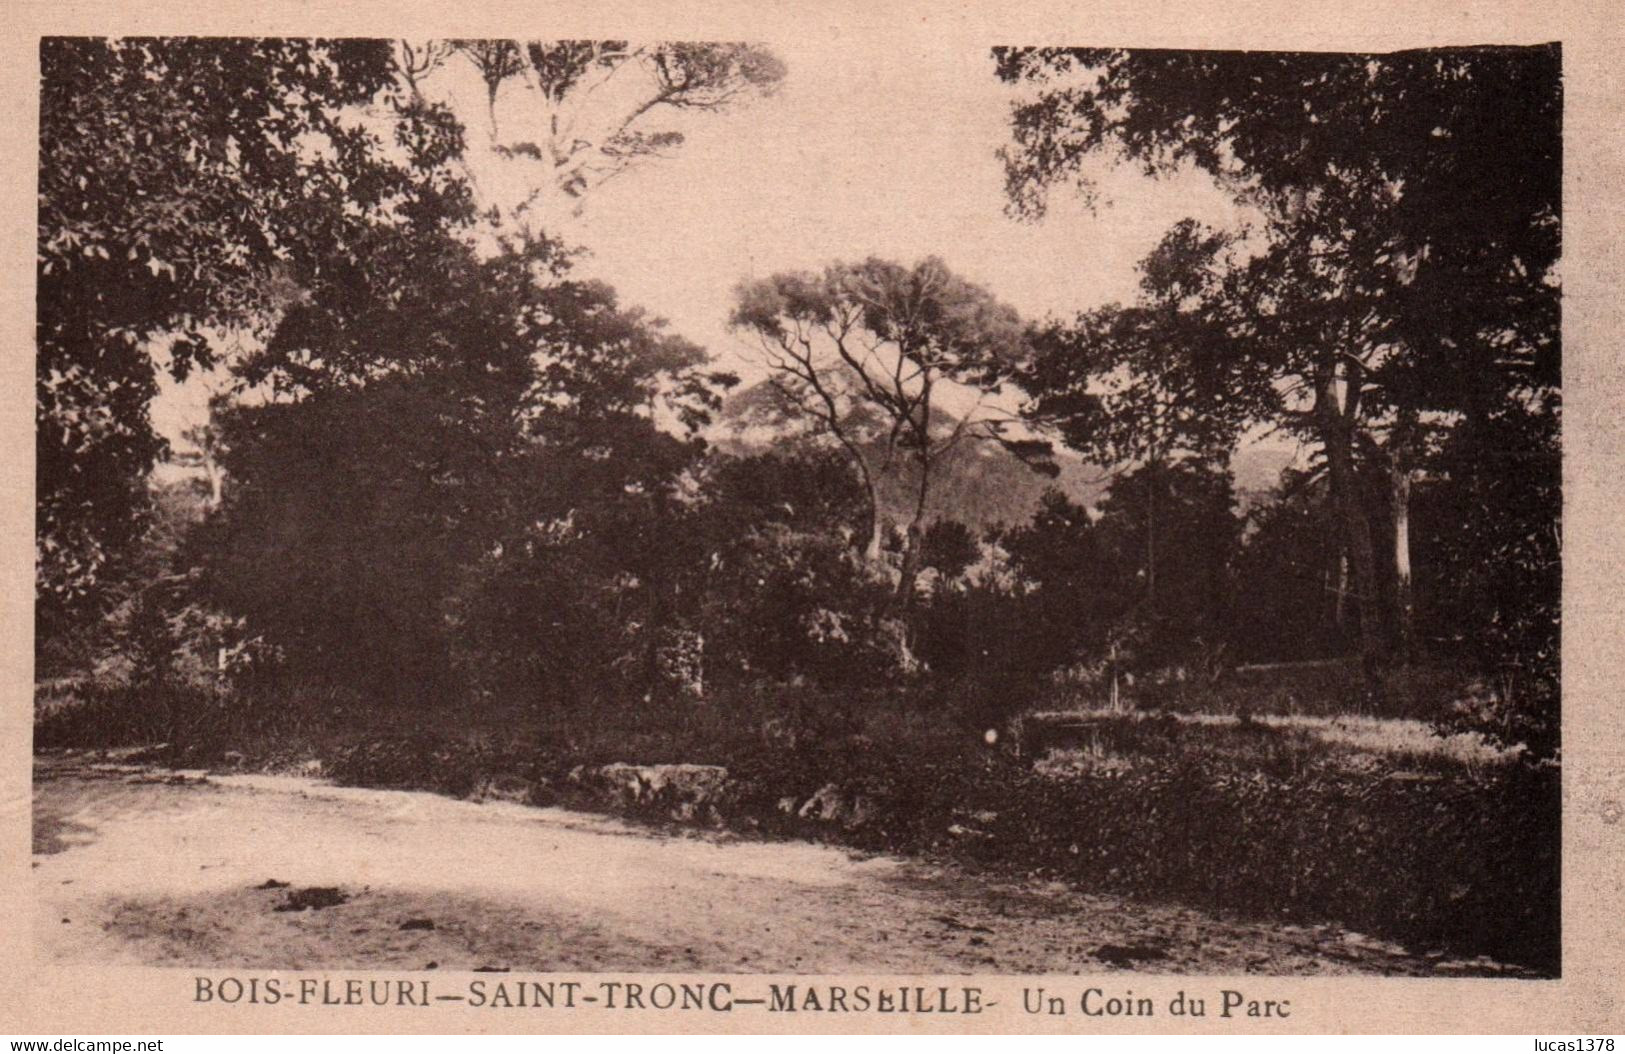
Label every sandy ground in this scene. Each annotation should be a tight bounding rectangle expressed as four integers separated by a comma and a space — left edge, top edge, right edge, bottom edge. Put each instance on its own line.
31, 753, 1514, 976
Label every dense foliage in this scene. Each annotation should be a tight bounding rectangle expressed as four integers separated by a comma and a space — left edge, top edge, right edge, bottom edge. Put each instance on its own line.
37, 38, 472, 646
996, 44, 1561, 740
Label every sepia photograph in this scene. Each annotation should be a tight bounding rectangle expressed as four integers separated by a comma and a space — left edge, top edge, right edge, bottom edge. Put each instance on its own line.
11, 6, 1607, 1036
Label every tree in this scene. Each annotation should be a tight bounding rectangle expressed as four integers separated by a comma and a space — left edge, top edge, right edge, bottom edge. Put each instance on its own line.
1230, 472, 1353, 664
1413, 395, 1560, 756
1091, 460, 1241, 670
994, 45, 1560, 690
200, 233, 548, 691
395, 39, 785, 232
996, 488, 1117, 672
920, 519, 982, 583
729, 257, 1053, 604
1024, 219, 1265, 613
201, 218, 735, 703
38, 37, 471, 641
38, 35, 783, 650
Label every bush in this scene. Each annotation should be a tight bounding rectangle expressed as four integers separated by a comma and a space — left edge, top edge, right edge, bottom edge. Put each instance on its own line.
997, 751, 1558, 971
1130, 658, 1464, 721
714, 728, 1559, 971
35, 668, 286, 757
698, 524, 908, 688
1434, 676, 1558, 762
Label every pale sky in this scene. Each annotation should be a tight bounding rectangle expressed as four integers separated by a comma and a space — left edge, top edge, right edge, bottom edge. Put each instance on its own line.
562, 37, 1249, 382
155, 37, 1254, 448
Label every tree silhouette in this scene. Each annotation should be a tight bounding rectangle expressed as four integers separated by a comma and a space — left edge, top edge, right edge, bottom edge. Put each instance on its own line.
995, 44, 1560, 692
730, 257, 1053, 603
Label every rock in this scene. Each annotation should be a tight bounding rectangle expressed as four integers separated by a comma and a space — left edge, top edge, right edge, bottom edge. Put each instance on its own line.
272, 886, 349, 912
127, 769, 208, 786
95, 763, 149, 775
795, 783, 874, 829
776, 796, 799, 814
469, 774, 536, 805
105, 744, 166, 762
1431, 955, 1509, 976
1094, 943, 1168, 966
798, 783, 845, 823
588, 763, 730, 823
1341, 931, 1409, 956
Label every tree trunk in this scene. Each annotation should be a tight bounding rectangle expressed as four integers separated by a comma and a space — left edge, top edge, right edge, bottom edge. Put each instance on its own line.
1333, 552, 1349, 631
1317, 368, 1386, 700
1389, 461, 1415, 664
896, 522, 924, 606
202, 451, 223, 509
1145, 461, 1158, 613
849, 453, 883, 563
1109, 640, 1121, 712
862, 482, 885, 563
895, 473, 931, 608
1386, 414, 1419, 665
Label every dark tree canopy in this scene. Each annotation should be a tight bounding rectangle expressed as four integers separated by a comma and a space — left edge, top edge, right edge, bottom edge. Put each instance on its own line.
202, 231, 734, 698
996, 44, 1561, 696
38, 37, 472, 635
995, 44, 1561, 411
1024, 219, 1265, 469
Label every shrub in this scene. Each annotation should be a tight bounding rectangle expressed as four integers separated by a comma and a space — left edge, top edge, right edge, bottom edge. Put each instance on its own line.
1433, 675, 1558, 763
721, 729, 1558, 971
1133, 658, 1463, 721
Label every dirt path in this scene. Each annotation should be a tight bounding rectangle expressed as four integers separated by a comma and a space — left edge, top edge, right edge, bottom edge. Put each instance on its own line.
31, 754, 1499, 976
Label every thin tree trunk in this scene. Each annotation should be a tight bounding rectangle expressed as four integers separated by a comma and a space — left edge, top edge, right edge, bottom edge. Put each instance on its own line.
201, 452, 223, 509
1145, 461, 1158, 613
895, 458, 932, 607
1389, 462, 1415, 664
862, 478, 884, 563
1317, 365, 1386, 700
1333, 552, 1349, 631
1386, 414, 1419, 665
896, 524, 923, 606
1109, 640, 1121, 712
841, 446, 883, 563
894, 379, 936, 608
